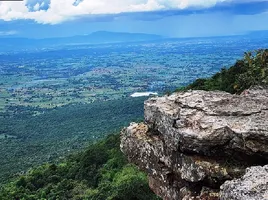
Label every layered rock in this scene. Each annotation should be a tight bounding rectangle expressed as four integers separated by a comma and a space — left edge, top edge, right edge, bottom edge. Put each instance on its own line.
120, 88, 268, 200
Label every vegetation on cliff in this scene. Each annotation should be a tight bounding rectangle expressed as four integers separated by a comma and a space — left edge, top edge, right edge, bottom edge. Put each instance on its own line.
0, 134, 159, 200
178, 49, 268, 93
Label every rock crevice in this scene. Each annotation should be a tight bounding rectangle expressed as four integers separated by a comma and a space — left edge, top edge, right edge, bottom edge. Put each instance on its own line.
120, 88, 268, 200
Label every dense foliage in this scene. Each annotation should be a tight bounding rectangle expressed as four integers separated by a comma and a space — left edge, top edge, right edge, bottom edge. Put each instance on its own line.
178, 49, 268, 93
0, 97, 146, 184
0, 134, 159, 200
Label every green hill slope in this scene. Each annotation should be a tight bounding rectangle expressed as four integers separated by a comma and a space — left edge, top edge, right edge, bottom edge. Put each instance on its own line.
178, 49, 268, 93
0, 134, 159, 200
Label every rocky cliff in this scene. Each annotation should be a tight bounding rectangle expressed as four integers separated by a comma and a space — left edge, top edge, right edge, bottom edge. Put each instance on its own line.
120, 88, 268, 200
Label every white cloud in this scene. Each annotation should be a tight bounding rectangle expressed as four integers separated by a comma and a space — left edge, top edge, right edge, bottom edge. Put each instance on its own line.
33, 3, 40, 11
0, 0, 253, 24
0, 30, 18, 36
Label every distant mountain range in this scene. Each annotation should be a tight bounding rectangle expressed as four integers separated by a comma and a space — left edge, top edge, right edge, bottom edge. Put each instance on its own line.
0, 31, 164, 51
1, 30, 268, 52
247, 30, 268, 38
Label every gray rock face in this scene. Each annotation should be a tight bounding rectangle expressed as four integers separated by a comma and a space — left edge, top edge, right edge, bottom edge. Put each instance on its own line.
120, 88, 268, 200
144, 89, 268, 156
221, 165, 268, 200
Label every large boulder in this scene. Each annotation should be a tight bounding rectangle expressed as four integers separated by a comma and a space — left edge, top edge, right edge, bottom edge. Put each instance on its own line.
120, 88, 268, 200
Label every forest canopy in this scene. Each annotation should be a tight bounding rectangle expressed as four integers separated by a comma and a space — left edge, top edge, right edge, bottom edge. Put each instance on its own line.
0, 134, 159, 200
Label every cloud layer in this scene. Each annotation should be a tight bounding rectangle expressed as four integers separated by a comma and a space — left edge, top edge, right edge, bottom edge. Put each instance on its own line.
0, 0, 229, 24
0, 0, 266, 24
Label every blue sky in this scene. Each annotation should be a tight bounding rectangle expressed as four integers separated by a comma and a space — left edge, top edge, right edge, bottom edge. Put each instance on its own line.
0, 0, 268, 38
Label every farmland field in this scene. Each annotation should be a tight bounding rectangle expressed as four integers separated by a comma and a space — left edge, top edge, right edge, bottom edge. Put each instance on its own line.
2, 36, 268, 115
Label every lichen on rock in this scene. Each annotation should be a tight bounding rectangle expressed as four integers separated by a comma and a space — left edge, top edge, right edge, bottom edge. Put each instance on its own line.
220, 165, 268, 200
120, 88, 268, 200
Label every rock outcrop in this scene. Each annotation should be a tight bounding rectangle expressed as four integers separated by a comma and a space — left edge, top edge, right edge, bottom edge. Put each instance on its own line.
220, 165, 268, 200
120, 88, 268, 200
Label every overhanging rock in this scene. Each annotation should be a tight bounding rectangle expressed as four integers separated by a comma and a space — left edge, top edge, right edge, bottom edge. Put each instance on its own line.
120, 88, 268, 200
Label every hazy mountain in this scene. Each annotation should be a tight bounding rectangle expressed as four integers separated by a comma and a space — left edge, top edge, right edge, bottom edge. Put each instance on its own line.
67, 31, 164, 43
0, 31, 164, 51
2, 30, 267, 52
247, 30, 268, 38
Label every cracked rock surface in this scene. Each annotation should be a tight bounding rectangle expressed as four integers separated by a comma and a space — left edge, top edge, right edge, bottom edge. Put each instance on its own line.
220, 165, 268, 200
120, 88, 268, 200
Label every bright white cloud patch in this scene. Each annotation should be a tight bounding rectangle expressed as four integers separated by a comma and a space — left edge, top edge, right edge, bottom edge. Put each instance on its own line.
0, 0, 246, 24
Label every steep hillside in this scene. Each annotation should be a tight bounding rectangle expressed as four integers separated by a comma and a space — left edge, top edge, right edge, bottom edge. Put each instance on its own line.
0, 134, 160, 200
179, 49, 268, 93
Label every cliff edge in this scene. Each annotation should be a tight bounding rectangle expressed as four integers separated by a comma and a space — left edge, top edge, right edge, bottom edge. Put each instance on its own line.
120, 88, 268, 200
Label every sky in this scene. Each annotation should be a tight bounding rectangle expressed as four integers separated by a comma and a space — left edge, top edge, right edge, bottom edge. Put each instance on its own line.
0, 0, 268, 38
